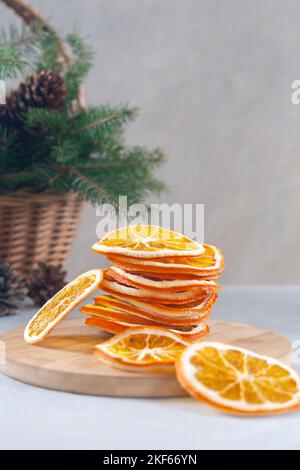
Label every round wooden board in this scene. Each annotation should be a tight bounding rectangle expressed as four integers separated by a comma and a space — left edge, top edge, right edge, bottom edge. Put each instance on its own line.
0, 318, 291, 398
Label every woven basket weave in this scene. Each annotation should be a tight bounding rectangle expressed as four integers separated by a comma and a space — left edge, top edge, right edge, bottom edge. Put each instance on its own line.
0, 192, 84, 276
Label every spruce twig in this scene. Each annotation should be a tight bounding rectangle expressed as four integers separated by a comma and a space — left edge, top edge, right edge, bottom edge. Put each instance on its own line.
69, 168, 120, 206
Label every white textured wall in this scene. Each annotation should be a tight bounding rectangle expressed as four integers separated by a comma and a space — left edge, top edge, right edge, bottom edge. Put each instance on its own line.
1, 0, 300, 283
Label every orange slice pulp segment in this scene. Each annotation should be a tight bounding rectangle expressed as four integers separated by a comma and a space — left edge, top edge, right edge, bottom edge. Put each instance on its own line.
24, 269, 103, 344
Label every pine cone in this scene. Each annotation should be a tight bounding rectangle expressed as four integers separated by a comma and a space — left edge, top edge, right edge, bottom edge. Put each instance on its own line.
0, 259, 26, 317
27, 263, 67, 307
0, 70, 66, 127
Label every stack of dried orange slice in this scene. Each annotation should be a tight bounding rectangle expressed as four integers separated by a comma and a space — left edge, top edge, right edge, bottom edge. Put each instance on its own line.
80, 225, 224, 343
22, 224, 300, 415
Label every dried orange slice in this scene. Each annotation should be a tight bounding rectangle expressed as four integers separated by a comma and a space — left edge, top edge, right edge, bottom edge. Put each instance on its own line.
82, 294, 214, 327
93, 294, 216, 318
176, 342, 300, 415
24, 269, 103, 344
115, 295, 217, 321
86, 316, 210, 343
107, 266, 221, 292
86, 316, 127, 335
81, 303, 155, 326
101, 278, 217, 305
82, 302, 212, 327
108, 244, 223, 278
86, 316, 150, 333
92, 225, 204, 258
126, 271, 221, 280
95, 326, 189, 373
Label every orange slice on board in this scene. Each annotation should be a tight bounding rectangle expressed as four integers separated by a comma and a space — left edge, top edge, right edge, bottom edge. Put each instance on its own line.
86, 316, 210, 343
108, 244, 224, 278
94, 326, 189, 373
176, 342, 300, 415
92, 225, 204, 259
107, 266, 221, 292
24, 269, 103, 344
101, 278, 218, 305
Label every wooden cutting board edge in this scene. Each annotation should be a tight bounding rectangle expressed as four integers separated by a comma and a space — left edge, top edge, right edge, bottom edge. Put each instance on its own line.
0, 318, 292, 398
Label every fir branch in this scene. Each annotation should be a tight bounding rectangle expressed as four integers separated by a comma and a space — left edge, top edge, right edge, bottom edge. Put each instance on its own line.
67, 106, 137, 138
26, 108, 66, 129
64, 33, 93, 107
67, 168, 119, 206
0, 29, 166, 204
51, 139, 80, 163
14, 164, 121, 205
0, 170, 36, 194
0, 170, 33, 180
35, 32, 62, 71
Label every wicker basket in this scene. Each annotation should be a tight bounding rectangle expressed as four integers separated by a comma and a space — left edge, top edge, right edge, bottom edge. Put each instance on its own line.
0, 192, 84, 276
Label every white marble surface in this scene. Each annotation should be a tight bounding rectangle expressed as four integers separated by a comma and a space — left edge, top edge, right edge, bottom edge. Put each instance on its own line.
0, 286, 299, 450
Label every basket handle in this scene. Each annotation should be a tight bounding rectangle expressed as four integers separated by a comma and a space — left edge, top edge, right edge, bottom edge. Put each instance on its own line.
1, 0, 85, 107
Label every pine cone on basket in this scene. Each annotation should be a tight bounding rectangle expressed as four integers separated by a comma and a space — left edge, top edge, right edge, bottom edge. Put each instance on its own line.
0, 70, 66, 127
0, 258, 26, 317
27, 263, 67, 307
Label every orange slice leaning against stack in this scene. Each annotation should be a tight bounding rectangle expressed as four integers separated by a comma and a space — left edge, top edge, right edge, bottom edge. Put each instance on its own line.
24, 269, 103, 344
81, 225, 224, 343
